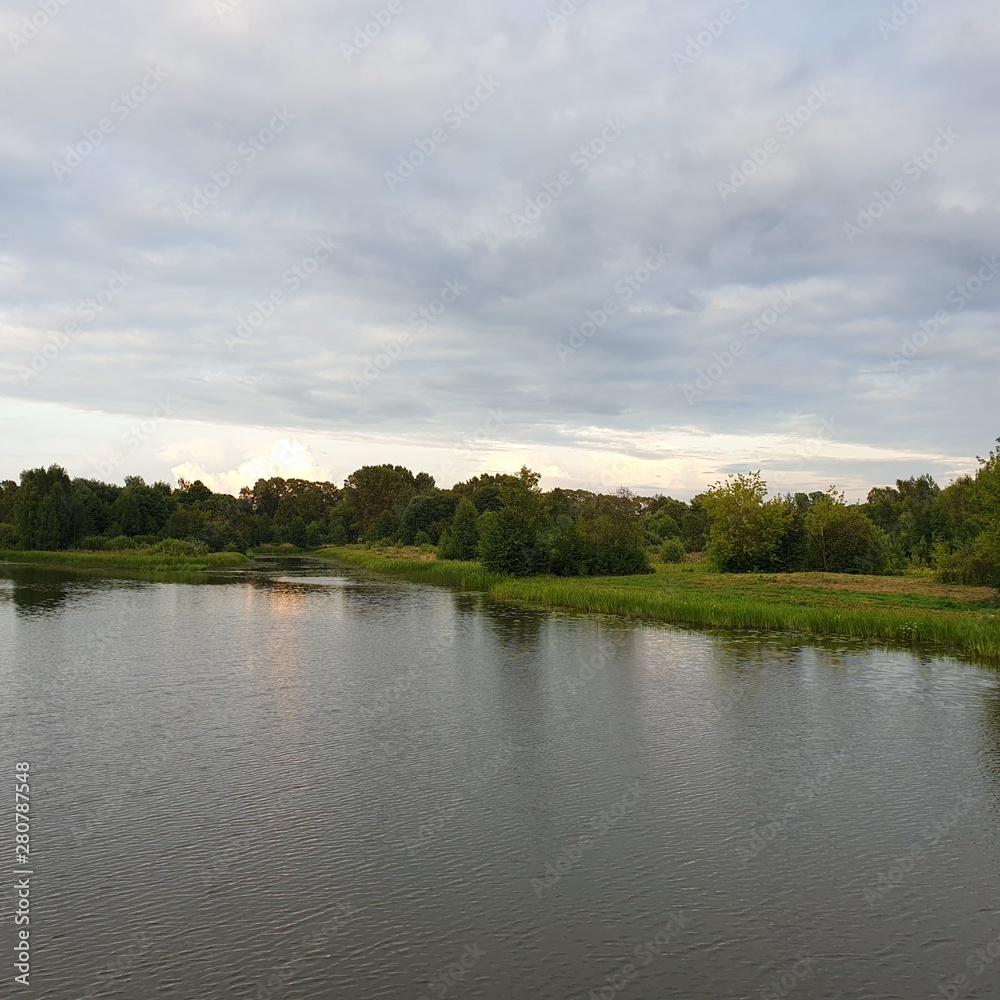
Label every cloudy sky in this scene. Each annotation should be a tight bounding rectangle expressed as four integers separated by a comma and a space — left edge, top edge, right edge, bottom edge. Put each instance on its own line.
1, 0, 997, 498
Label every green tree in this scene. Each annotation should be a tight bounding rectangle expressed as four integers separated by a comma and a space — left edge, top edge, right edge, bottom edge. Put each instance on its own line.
343, 465, 418, 538
0, 480, 18, 523
864, 475, 942, 564
801, 487, 845, 572
438, 497, 480, 560
936, 438, 1000, 587
13, 466, 82, 550
575, 488, 652, 575
111, 477, 170, 537
701, 472, 795, 573
680, 496, 711, 553
452, 472, 519, 513
802, 488, 887, 574
478, 467, 549, 575
305, 520, 327, 548
400, 489, 459, 545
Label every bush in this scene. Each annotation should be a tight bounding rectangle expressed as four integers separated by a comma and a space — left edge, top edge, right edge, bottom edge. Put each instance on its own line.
660, 538, 687, 563
105, 535, 139, 550
938, 530, 1000, 588
589, 541, 653, 576
0, 522, 17, 548
549, 518, 653, 576
478, 510, 548, 576
549, 519, 590, 576
79, 535, 113, 550
150, 538, 210, 556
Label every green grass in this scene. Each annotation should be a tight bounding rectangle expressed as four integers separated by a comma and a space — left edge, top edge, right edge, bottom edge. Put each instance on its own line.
315, 546, 502, 590
0, 549, 251, 573
320, 547, 1000, 662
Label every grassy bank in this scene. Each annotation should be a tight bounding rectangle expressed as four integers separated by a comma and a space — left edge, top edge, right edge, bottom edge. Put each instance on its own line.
316, 546, 503, 590
0, 549, 251, 573
319, 546, 1000, 662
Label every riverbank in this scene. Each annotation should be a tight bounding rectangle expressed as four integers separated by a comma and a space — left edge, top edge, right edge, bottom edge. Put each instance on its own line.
317, 546, 1000, 662
0, 549, 251, 573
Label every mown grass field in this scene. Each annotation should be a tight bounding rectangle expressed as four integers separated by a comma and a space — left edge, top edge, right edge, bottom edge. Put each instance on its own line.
0, 549, 251, 573
319, 546, 1000, 662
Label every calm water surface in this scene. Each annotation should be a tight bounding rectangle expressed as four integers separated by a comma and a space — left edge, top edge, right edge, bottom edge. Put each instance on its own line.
1, 559, 998, 999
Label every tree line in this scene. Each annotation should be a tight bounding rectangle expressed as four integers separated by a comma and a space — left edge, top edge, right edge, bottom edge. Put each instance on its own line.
1, 436, 997, 585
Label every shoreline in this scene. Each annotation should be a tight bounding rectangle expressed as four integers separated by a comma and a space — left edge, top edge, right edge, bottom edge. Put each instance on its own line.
0, 549, 251, 573
316, 546, 1000, 663
3, 545, 997, 662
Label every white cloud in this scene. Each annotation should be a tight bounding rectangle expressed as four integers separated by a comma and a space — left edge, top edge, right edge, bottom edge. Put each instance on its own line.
171, 439, 333, 494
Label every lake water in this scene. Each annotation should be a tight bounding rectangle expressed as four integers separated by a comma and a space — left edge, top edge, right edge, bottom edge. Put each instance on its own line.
1, 559, 998, 999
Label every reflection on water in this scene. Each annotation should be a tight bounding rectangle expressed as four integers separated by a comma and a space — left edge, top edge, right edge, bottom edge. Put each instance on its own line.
0, 558, 999, 999
1, 564, 74, 615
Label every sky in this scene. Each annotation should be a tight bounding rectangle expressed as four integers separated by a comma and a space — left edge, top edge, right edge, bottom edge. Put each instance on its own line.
1, 0, 997, 499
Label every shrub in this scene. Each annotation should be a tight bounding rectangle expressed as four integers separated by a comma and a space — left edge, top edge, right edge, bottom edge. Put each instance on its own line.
150, 538, 210, 556
105, 535, 139, 550
938, 530, 1000, 588
79, 535, 113, 550
660, 538, 687, 563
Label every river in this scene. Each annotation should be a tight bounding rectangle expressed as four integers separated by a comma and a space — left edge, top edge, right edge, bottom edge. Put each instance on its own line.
1, 559, 998, 999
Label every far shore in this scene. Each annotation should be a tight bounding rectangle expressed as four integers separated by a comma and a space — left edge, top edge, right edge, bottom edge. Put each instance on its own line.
3, 544, 997, 662
316, 545, 1000, 663
0, 548, 251, 573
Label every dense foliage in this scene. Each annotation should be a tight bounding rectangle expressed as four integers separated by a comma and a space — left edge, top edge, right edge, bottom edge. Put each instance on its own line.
2, 435, 998, 585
